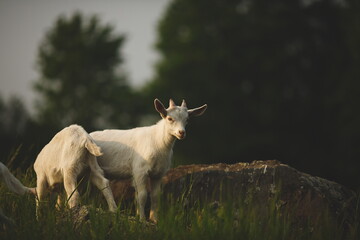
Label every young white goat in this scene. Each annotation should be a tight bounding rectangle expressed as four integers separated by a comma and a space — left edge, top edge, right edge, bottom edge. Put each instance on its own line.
0, 162, 35, 196
90, 98, 207, 222
33, 124, 117, 214
0, 162, 36, 226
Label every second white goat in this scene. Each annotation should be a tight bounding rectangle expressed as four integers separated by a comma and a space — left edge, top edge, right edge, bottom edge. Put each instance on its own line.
90, 98, 207, 222
33, 124, 117, 214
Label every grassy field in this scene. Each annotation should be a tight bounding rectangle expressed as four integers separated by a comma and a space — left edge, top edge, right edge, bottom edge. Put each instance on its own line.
1, 167, 359, 240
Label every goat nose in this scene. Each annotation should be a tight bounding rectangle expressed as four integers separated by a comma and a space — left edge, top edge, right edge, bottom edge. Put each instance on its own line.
178, 130, 185, 136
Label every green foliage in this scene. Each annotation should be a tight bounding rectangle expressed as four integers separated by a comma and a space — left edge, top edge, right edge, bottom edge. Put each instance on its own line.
1, 168, 358, 240
0, 96, 30, 137
0, 96, 39, 168
145, 0, 360, 188
34, 12, 136, 131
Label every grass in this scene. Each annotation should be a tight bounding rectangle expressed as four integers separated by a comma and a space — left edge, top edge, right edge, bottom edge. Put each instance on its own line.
1, 166, 359, 240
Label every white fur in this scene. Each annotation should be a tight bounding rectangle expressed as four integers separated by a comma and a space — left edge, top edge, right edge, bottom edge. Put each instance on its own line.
33, 124, 117, 214
0, 162, 35, 225
0, 162, 34, 195
90, 99, 207, 221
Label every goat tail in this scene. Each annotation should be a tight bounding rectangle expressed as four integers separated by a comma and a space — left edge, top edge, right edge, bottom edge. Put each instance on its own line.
85, 137, 103, 157
0, 162, 34, 195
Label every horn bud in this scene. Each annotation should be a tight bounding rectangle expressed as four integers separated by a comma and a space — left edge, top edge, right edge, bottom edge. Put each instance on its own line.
181, 99, 187, 108
169, 99, 176, 108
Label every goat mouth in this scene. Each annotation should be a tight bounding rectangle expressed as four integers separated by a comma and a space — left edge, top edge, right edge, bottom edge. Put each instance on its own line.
176, 134, 186, 140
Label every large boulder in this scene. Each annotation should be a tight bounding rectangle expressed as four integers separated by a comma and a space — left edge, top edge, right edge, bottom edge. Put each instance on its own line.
110, 160, 357, 225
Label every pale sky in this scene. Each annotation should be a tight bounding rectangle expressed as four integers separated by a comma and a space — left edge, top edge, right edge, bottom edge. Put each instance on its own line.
0, 0, 170, 112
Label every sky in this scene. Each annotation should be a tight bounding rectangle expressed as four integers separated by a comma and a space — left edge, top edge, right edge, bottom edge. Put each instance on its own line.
0, 0, 170, 112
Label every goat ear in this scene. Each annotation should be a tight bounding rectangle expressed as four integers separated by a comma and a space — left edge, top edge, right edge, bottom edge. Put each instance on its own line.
188, 104, 207, 118
154, 99, 167, 118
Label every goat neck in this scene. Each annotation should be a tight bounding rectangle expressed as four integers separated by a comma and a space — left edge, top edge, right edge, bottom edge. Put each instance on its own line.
154, 119, 176, 150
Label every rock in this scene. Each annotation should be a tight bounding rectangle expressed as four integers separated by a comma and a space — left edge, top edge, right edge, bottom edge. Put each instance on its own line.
110, 160, 357, 226
55, 205, 91, 230
71, 205, 91, 229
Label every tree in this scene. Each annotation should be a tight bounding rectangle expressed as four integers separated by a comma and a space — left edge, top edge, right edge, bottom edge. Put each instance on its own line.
34, 12, 135, 131
0, 96, 29, 137
145, 0, 359, 188
0, 95, 36, 168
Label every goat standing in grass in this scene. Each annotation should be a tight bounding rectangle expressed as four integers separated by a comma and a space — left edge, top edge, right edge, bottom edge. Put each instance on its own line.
33, 124, 117, 215
90, 98, 207, 222
0, 162, 35, 226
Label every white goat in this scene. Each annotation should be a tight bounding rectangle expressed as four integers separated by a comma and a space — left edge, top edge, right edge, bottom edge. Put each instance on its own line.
33, 124, 117, 214
90, 99, 207, 222
0, 162, 35, 225
0, 162, 35, 196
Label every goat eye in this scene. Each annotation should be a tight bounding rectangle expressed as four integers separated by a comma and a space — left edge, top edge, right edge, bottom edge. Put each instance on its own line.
167, 117, 174, 122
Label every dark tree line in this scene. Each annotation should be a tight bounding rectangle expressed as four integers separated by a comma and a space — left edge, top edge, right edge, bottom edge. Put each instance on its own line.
144, 0, 360, 189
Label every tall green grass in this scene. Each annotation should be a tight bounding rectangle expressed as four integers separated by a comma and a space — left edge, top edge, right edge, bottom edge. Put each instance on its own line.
1, 167, 359, 240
